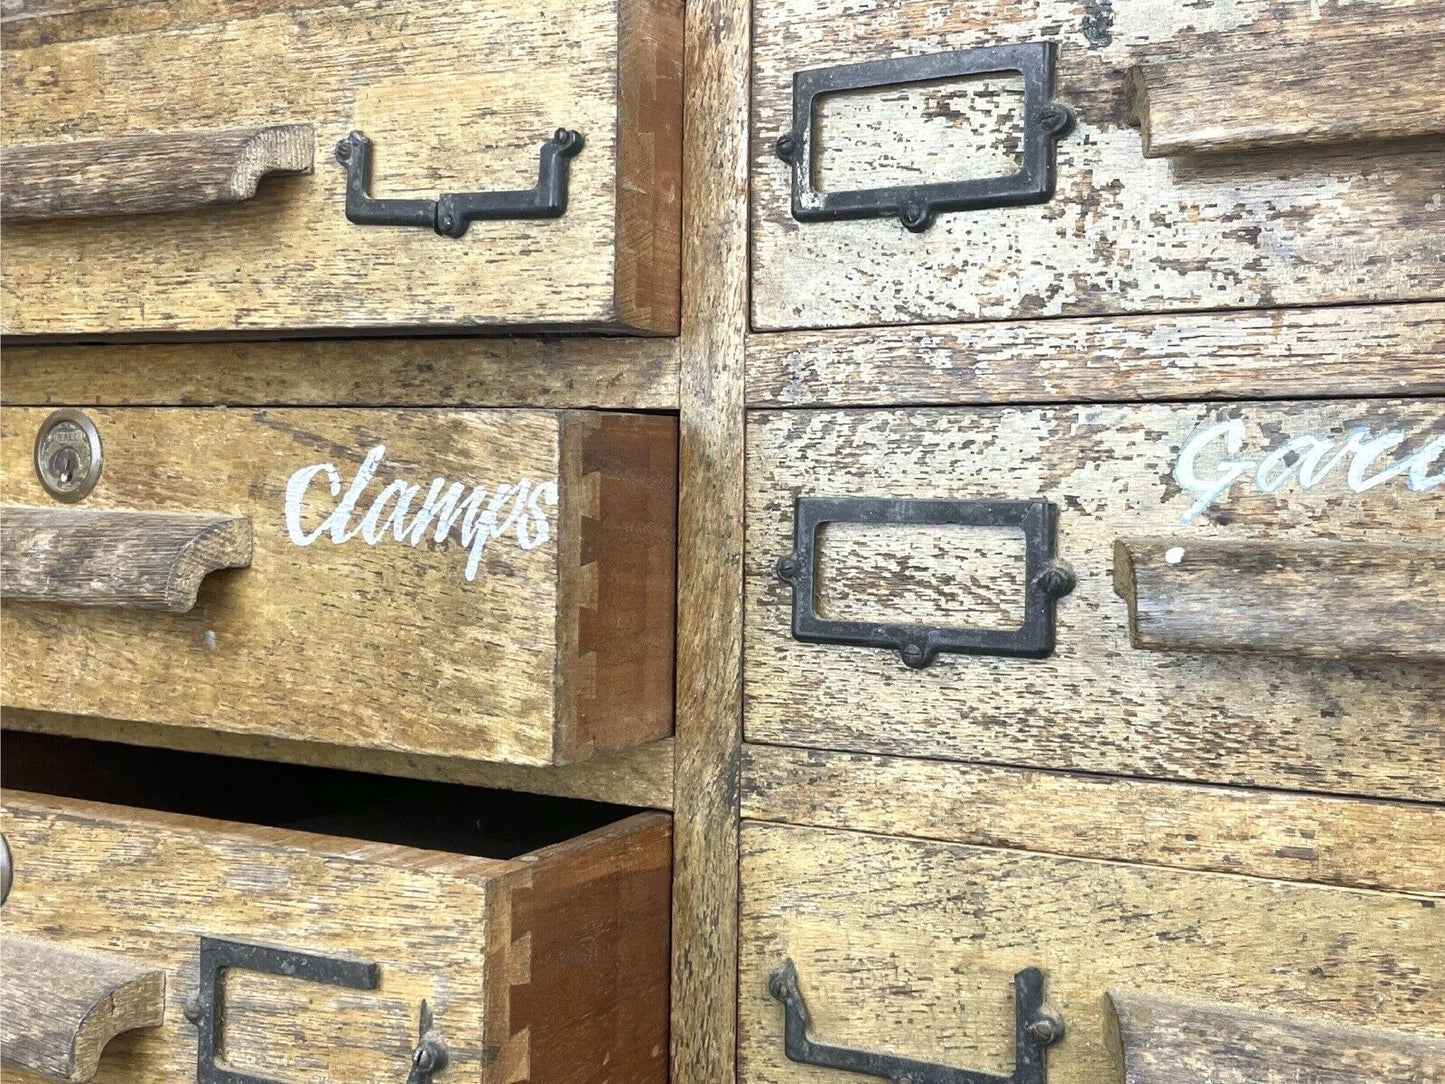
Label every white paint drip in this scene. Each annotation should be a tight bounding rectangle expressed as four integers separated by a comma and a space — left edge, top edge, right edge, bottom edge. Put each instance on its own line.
283, 444, 558, 581
1164, 546, 1184, 565
1173, 419, 1444, 524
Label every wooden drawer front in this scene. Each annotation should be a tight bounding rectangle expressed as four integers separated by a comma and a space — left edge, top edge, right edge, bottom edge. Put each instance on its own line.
739, 822, 1445, 1084
0, 407, 677, 768
750, 0, 1445, 331
1, 0, 681, 336
0, 793, 670, 1084
745, 399, 1444, 800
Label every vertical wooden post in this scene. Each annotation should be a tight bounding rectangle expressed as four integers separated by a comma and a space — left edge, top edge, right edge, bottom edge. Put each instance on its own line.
671, 0, 750, 1073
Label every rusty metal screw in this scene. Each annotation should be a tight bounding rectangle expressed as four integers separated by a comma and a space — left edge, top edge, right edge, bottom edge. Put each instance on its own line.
1037, 103, 1071, 133
1027, 1016, 1064, 1044
775, 554, 800, 580
899, 195, 930, 232
900, 642, 926, 667
183, 996, 204, 1025
411, 1038, 449, 1076
775, 134, 798, 162
1034, 562, 1076, 599
335, 139, 352, 162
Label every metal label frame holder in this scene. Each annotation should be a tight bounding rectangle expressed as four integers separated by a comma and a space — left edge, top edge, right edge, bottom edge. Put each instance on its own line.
775, 496, 1073, 668
774, 41, 1072, 231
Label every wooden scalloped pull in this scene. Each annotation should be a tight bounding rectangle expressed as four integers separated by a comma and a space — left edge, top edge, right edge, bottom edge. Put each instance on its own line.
1113, 537, 1445, 663
0, 507, 253, 612
0, 935, 166, 1082
1, 124, 314, 222
1107, 990, 1445, 1083
1126, 37, 1445, 157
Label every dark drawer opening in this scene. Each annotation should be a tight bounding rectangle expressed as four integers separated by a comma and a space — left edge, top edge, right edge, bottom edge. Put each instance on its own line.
0, 729, 641, 859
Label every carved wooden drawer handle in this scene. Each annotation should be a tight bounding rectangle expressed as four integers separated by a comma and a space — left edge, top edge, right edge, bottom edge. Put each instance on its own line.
1107, 990, 1445, 1083
1126, 37, 1445, 157
1113, 537, 1444, 664
0, 934, 166, 1083
0, 506, 253, 612
1, 125, 314, 222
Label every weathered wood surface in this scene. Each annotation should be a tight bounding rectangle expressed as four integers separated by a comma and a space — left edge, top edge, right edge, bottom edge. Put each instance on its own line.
1, 507, 253, 612
745, 400, 1445, 800
1, 708, 676, 809
1, 0, 681, 335
0, 407, 677, 768
0, 936, 165, 1082
670, 0, 749, 1067
745, 301, 1445, 407
738, 822, 1445, 1084
1106, 989, 1445, 1084
1127, 37, 1445, 157
740, 745, 1445, 897
1115, 536, 1445, 663
0, 337, 680, 410
0, 792, 671, 1084
751, 1, 1445, 331
0, 125, 314, 222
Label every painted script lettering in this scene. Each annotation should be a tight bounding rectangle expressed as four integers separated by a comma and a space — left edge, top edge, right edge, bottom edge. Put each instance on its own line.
1174, 419, 1444, 523
284, 444, 558, 581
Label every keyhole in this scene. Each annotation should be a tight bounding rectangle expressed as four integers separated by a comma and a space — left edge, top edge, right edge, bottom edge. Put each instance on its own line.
49, 447, 80, 485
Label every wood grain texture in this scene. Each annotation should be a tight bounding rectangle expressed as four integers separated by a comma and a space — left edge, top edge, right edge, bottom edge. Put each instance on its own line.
1, 0, 681, 335
740, 745, 1445, 897
0, 791, 671, 1084
738, 822, 1445, 1084
669, 0, 750, 1066
0, 125, 313, 222
1107, 989, 1445, 1084
0, 337, 680, 410
0, 407, 676, 768
744, 301, 1445, 408
1115, 536, 1445, 662
751, 0, 1445, 331
1, 507, 252, 612
745, 400, 1445, 800
1127, 36, 1445, 157
0, 937, 165, 1082
1, 708, 676, 809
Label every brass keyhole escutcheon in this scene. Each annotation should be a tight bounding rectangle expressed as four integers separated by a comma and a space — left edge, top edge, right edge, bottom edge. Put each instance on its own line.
34, 408, 103, 503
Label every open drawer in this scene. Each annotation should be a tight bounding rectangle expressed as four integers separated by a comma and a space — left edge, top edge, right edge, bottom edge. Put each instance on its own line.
745, 397, 1444, 800
0, 0, 681, 336
0, 743, 671, 1084
0, 406, 677, 769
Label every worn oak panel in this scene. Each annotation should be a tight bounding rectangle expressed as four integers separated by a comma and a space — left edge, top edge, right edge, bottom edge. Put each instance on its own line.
1, 407, 677, 768
0, 792, 671, 1084
751, 0, 1445, 330
745, 400, 1445, 799
741, 746, 1445, 897
739, 822, 1445, 1084
1, 0, 681, 335
744, 301, 1445, 408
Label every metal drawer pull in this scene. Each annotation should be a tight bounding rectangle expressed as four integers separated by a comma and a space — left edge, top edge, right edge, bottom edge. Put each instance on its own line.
775, 497, 1074, 668
769, 959, 1063, 1084
773, 42, 1072, 232
335, 128, 583, 237
186, 937, 447, 1084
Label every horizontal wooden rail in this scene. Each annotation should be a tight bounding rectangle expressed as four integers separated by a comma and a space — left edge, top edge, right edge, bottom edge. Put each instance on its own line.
1113, 536, 1444, 663
1, 506, 253, 611
2, 124, 314, 221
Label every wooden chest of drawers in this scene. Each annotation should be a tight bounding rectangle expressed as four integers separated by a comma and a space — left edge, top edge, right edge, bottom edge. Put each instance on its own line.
1, 404, 677, 768
1, 0, 682, 336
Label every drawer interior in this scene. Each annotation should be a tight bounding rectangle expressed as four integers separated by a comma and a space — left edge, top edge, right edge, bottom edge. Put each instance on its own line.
0, 730, 640, 859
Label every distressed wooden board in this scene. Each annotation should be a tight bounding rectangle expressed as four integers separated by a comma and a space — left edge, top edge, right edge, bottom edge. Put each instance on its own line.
0, 792, 671, 1084
1, 709, 676, 809
0, 407, 677, 768
750, 0, 1445, 331
1114, 536, 1445, 662
0, 337, 680, 410
745, 400, 1445, 800
738, 822, 1445, 1084
0, 937, 165, 1082
1127, 36, 1445, 157
740, 745, 1445, 897
744, 301, 1445, 408
1, 0, 681, 335
1, 124, 314, 221
1106, 989, 1445, 1084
